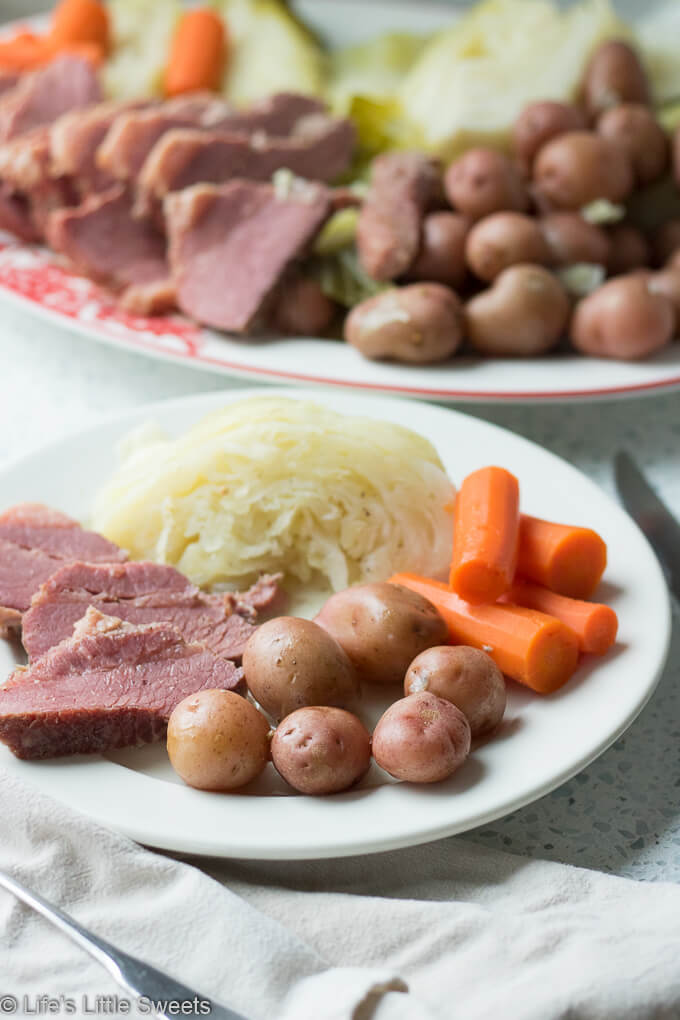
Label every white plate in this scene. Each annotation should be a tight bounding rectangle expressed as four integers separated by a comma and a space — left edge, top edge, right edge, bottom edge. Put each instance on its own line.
0, 387, 671, 858
1, 4, 679, 403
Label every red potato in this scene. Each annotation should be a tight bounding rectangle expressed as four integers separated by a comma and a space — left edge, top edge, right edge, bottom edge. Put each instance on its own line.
465, 264, 570, 356
539, 212, 610, 267
407, 211, 470, 288
596, 104, 668, 187
533, 131, 634, 210
271, 275, 337, 336
167, 689, 270, 791
344, 283, 464, 364
315, 582, 449, 687
570, 274, 674, 360
646, 267, 680, 328
444, 147, 529, 221
271, 706, 371, 795
242, 617, 360, 722
465, 212, 551, 282
404, 645, 506, 737
580, 40, 650, 120
512, 100, 587, 172
372, 691, 471, 784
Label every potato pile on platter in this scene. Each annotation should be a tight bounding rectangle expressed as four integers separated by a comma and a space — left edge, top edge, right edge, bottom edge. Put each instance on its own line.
344, 40, 680, 364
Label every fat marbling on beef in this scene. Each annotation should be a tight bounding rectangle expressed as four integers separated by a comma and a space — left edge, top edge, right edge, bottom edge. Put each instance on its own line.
0, 607, 245, 759
356, 151, 443, 281
165, 177, 331, 333
135, 113, 355, 216
0, 56, 101, 143
0, 503, 126, 624
22, 559, 279, 661
46, 185, 172, 311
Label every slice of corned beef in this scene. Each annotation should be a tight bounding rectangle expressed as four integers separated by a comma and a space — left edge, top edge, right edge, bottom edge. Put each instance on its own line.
0, 56, 102, 143
0, 128, 75, 237
22, 559, 280, 661
96, 93, 232, 182
0, 503, 126, 563
135, 114, 355, 216
50, 98, 152, 193
0, 607, 245, 759
46, 185, 171, 300
0, 184, 39, 242
165, 178, 331, 333
356, 151, 443, 282
220, 92, 325, 137
0, 504, 126, 618
0, 71, 20, 97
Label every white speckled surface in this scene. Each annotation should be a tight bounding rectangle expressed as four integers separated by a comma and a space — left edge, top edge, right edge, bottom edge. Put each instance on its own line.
0, 303, 678, 880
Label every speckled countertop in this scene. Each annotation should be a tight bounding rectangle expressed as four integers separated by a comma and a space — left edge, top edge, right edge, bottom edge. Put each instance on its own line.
0, 302, 678, 881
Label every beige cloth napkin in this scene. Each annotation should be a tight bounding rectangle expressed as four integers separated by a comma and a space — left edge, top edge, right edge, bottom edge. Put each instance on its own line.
2, 769, 680, 1020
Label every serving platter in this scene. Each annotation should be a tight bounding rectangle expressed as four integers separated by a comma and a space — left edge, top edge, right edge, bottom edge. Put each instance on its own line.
0, 387, 671, 859
1, 3, 680, 403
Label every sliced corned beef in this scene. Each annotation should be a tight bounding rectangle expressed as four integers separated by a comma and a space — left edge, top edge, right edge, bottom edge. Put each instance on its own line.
0, 607, 245, 759
0, 503, 126, 617
135, 113, 355, 216
0, 56, 101, 143
220, 92, 325, 137
165, 178, 331, 333
46, 185, 170, 299
96, 93, 231, 181
0, 503, 126, 563
0, 184, 39, 242
0, 71, 20, 97
50, 98, 152, 193
119, 275, 177, 316
22, 559, 280, 661
356, 151, 443, 281
0, 128, 75, 238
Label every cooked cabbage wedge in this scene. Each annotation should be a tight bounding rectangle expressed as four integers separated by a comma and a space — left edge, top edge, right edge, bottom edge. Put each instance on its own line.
103, 0, 180, 99
218, 0, 325, 105
328, 33, 429, 113
397, 0, 627, 158
91, 397, 454, 593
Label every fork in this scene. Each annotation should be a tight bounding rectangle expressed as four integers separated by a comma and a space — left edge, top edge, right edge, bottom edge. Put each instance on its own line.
0, 867, 247, 1020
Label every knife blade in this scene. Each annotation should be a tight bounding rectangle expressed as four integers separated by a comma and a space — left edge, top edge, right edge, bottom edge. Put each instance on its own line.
614, 450, 680, 602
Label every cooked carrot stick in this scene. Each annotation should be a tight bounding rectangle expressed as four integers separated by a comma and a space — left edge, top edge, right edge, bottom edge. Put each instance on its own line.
518, 515, 607, 599
390, 573, 580, 694
506, 579, 617, 655
0, 32, 52, 71
449, 466, 520, 603
164, 9, 226, 97
49, 0, 109, 53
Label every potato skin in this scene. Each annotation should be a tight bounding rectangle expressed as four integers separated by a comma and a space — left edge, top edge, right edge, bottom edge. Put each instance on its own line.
465, 212, 551, 282
444, 147, 529, 221
344, 283, 464, 364
512, 100, 587, 172
465, 264, 570, 356
372, 691, 471, 783
271, 706, 371, 795
570, 275, 674, 360
272, 275, 337, 336
596, 104, 668, 187
167, 689, 270, 791
407, 211, 470, 288
315, 582, 449, 687
404, 646, 506, 737
539, 212, 610, 267
580, 40, 650, 120
533, 131, 634, 210
242, 617, 360, 722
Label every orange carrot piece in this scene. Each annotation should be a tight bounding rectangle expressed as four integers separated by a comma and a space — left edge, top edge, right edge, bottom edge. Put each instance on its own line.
390, 573, 579, 694
449, 466, 520, 603
518, 514, 607, 599
164, 9, 226, 97
506, 580, 617, 655
0, 33, 52, 71
49, 0, 109, 53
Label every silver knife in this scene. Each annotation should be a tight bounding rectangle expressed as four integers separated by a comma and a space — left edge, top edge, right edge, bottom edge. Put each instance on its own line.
0, 867, 247, 1020
614, 450, 680, 602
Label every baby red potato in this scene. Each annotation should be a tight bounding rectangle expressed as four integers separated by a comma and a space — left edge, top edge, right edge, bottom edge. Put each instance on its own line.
372, 691, 471, 783
570, 274, 674, 360
404, 645, 506, 737
271, 706, 371, 795
444, 147, 529, 220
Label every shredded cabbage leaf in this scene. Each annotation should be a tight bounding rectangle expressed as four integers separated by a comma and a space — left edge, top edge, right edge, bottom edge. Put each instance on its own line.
91, 397, 455, 593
